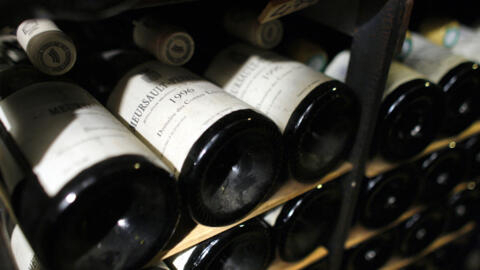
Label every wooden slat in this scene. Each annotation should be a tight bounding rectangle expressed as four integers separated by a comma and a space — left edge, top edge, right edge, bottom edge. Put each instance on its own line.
345, 206, 424, 249
258, 0, 319, 24
153, 162, 352, 261
366, 121, 480, 178
380, 222, 476, 270
268, 246, 328, 270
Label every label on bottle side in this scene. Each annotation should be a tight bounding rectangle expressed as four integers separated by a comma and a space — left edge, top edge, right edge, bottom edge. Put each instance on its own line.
108, 61, 250, 175
204, 44, 332, 131
170, 245, 196, 270
400, 32, 467, 83
325, 50, 427, 99
384, 61, 428, 98
421, 20, 480, 63
324, 50, 350, 82
224, 10, 284, 49
16, 19, 76, 76
133, 21, 194, 66
11, 226, 43, 270
452, 26, 480, 63
0, 82, 169, 197
262, 205, 283, 227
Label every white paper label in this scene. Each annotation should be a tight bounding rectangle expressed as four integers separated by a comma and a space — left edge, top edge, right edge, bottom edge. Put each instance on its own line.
324, 50, 350, 82
11, 226, 42, 270
171, 246, 195, 270
107, 61, 250, 174
401, 32, 467, 83
325, 50, 426, 99
384, 61, 427, 98
262, 205, 283, 227
451, 26, 480, 63
0, 82, 168, 196
204, 44, 332, 131
16, 19, 60, 51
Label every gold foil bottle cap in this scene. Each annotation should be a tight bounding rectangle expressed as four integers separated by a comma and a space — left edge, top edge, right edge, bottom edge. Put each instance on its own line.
16, 19, 76, 76
133, 19, 195, 66
224, 9, 284, 49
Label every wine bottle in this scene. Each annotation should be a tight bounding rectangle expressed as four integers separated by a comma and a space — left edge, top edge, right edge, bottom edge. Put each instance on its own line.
398, 257, 435, 270
204, 43, 359, 182
396, 208, 445, 257
16, 19, 77, 76
356, 164, 420, 228
283, 37, 329, 72
458, 133, 480, 178
419, 18, 480, 63
0, 67, 180, 270
325, 50, 445, 161
343, 228, 397, 270
398, 31, 480, 136
165, 218, 274, 270
262, 180, 342, 262
133, 16, 195, 66
223, 6, 284, 49
442, 181, 480, 232
90, 49, 284, 226
428, 231, 475, 270
415, 144, 468, 203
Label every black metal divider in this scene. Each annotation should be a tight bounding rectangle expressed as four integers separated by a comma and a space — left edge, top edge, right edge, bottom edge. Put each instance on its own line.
303, 1, 414, 269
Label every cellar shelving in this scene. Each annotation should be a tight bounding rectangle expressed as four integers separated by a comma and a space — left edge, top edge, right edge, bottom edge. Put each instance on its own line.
152, 162, 352, 261
2, 1, 479, 270
380, 222, 476, 270
366, 121, 480, 178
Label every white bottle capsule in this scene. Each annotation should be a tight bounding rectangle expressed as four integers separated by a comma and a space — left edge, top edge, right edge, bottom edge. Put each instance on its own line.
224, 8, 284, 49
133, 19, 194, 66
16, 19, 76, 76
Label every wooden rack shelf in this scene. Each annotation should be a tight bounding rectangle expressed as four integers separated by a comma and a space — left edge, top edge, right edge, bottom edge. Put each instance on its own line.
268, 246, 329, 270
366, 121, 480, 178
380, 222, 476, 270
151, 162, 352, 261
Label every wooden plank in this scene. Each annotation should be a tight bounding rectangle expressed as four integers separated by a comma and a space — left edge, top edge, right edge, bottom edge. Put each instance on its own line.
268, 246, 328, 270
380, 222, 476, 270
366, 121, 480, 178
258, 0, 319, 24
345, 205, 424, 249
154, 162, 352, 260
